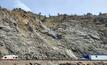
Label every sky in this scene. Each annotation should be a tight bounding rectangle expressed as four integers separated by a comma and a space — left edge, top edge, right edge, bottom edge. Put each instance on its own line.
0, 0, 107, 16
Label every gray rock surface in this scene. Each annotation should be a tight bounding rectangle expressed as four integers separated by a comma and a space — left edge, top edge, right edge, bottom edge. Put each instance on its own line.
0, 8, 107, 59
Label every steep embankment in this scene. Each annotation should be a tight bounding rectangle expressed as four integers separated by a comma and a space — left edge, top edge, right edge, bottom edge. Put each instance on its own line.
0, 8, 107, 60
0, 8, 77, 60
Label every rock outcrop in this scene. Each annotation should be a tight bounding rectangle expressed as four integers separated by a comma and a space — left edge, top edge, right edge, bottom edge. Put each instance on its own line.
0, 7, 107, 59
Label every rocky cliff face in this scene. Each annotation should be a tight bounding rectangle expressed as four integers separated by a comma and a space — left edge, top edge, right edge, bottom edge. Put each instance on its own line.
0, 7, 107, 60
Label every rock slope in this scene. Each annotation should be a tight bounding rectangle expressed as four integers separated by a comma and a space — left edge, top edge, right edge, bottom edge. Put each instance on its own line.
0, 7, 107, 59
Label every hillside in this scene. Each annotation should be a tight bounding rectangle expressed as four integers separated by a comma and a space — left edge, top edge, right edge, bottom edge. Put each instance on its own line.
0, 7, 107, 60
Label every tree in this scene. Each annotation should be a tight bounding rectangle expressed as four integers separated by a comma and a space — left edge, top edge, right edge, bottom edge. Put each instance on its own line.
57, 13, 60, 16
38, 12, 41, 15
99, 12, 103, 16
86, 13, 92, 16
38, 12, 41, 19
0, 6, 1, 9
49, 14, 51, 17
